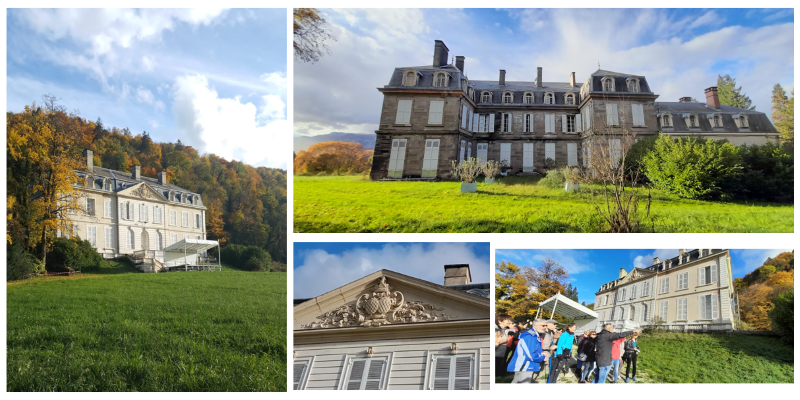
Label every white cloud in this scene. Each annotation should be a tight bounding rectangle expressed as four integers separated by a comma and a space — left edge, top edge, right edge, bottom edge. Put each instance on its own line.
171, 74, 287, 169
141, 56, 155, 72
136, 86, 155, 104
154, 100, 165, 111
294, 243, 489, 298
731, 249, 793, 275
632, 249, 679, 270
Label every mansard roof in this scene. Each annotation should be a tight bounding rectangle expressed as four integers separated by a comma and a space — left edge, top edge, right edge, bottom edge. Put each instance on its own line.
656, 103, 778, 133
588, 69, 653, 93
643, 249, 727, 273
76, 166, 204, 207
385, 64, 465, 89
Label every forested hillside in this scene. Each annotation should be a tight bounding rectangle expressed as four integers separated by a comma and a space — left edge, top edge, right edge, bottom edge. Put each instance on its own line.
733, 251, 793, 331
6, 98, 286, 264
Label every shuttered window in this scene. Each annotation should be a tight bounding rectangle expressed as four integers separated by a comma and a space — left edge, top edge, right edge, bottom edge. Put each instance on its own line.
698, 265, 716, 286
86, 199, 96, 216
606, 103, 619, 126
660, 277, 669, 294
631, 284, 637, 299
698, 294, 719, 319
345, 358, 386, 390
396, 100, 412, 124
642, 281, 650, 297
293, 360, 310, 390
128, 202, 135, 221
154, 207, 162, 223
500, 143, 511, 166
677, 298, 688, 320
659, 300, 668, 321
461, 105, 468, 128
428, 100, 444, 124
678, 272, 688, 290
545, 114, 555, 133
545, 143, 555, 163
567, 143, 578, 166
430, 354, 474, 390
87, 226, 97, 247
632, 104, 645, 126
468, 110, 474, 131
642, 304, 649, 321
182, 212, 189, 227
170, 233, 178, 245
105, 227, 113, 249
194, 214, 201, 229
524, 114, 534, 133
169, 210, 177, 226
127, 229, 134, 249
500, 113, 511, 133
104, 199, 112, 218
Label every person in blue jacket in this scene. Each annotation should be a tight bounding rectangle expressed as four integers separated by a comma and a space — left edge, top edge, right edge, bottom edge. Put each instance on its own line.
507, 318, 548, 383
548, 323, 576, 383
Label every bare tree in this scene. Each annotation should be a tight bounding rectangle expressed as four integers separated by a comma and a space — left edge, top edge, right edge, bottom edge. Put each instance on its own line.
580, 94, 653, 233
293, 8, 336, 63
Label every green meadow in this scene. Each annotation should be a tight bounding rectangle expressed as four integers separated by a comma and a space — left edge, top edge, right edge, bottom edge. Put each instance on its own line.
7, 260, 287, 392
294, 175, 793, 233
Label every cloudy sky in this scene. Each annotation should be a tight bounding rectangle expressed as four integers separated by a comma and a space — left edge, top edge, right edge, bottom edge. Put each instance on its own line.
7, 8, 288, 169
495, 249, 793, 305
293, 242, 491, 298
294, 8, 793, 139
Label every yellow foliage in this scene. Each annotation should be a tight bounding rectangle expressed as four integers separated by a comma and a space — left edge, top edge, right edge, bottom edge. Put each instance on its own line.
738, 283, 774, 330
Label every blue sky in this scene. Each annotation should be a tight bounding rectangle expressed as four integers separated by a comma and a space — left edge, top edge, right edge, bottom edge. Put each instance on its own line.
294, 242, 490, 298
495, 249, 793, 305
294, 8, 793, 138
7, 8, 288, 168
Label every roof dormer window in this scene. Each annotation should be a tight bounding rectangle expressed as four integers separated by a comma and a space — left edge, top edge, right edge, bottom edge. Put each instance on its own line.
710, 114, 722, 128
565, 93, 575, 105
103, 178, 111, 191
733, 114, 750, 129
502, 91, 513, 104
401, 69, 419, 86
544, 92, 555, 105
627, 77, 640, 92
523, 92, 533, 104
602, 77, 615, 92
683, 113, 699, 128
480, 91, 492, 103
433, 71, 448, 88
661, 114, 672, 127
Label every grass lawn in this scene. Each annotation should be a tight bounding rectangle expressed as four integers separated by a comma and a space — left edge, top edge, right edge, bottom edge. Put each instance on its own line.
294, 175, 793, 233
495, 332, 794, 383
7, 260, 287, 391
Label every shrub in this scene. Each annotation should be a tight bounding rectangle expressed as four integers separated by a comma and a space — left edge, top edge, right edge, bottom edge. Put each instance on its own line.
270, 261, 287, 272
450, 158, 482, 183
220, 243, 272, 271
6, 242, 43, 281
738, 143, 794, 202
642, 134, 742, 200
46, 237, 103, 272
623, 134, 658, 180
734, 319, 754, 331
538, 168, 566, 188
244, 256, 266, 272
768, 289, 793, 343
482, 160, 502, 180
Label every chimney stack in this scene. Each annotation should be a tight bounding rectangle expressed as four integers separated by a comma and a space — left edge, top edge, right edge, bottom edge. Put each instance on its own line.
132, 165, 141, 180
536, 67, 543, 87
679, 96, 693, 103
83, 149, 93, 171
158, 170, 168, 185
653, 257, 661, 265
705, 86, 720, 109
455, 56, 465, 72
499, 69, 506, 86
619, 268, 628, 279
570, 72, 576, 87
432, 40, 449, 67
444, 264, 472, 286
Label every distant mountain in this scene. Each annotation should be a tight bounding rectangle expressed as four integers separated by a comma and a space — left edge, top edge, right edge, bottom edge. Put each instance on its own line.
294, 132, 376, 152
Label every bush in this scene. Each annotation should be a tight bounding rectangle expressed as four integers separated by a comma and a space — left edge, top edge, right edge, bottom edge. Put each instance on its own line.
538, 168, 565, 188
221, 243, 272, 272
734, 319, 753, 331
642, 134, 742, 200
6, 242, 44, 281
738, 143, 794, 202
270, 261, 287, 272
46, 237, 103, 272
769, 289, 793, 343
623, 135, 658, 180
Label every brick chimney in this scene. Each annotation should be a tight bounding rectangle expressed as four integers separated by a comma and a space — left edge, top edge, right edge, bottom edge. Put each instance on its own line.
455, 56, 465, 72
432, 40, 449, 67
570, 72, 576, 87
536, 67, 543, 87
132, 165, 141, 180
619, 268, 628, 279
82, 149, 93, 171
444, 264, 471, 286
653, 257, 661, 265
499, 69, 506, 86
158, 170, 168, 184
679, 97, 693, 103
705, 86, 720, 109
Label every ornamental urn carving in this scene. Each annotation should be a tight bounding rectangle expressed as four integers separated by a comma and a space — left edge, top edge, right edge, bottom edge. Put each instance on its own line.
356, 277, 404, 327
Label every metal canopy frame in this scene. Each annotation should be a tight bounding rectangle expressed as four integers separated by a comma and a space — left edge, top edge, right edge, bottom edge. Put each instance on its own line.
163, 238, 221, 271
536, 292, 598, 321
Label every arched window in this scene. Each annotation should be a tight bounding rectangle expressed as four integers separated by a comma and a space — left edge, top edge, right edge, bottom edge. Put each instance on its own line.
468, 87, 474, 100
103, 179, 111, 191
402, 70, 417, 86
739, 116, 746, 126
155, 231, 162, 250
127, 229, 134, 250
481, 91, 491, 103
627, 77, 640, 92
602, 77, 615, 92
689, 115, 697, 127
544, 92, 554, 104
524, 92, 533, 104
565, 93, 575, 105
169, 191, 175, 202
662, 115, 671, 126
86, 175, 93, 187
433, 72, 447, 87
713, 115, 721, 127
502, 92, 513, 103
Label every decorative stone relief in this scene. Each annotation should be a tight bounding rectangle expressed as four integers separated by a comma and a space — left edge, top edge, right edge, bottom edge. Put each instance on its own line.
300, 276, 450, 329
131, 185, 157, 199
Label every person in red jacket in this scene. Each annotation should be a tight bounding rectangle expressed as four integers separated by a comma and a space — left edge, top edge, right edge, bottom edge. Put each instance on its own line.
610, 337, 625, 383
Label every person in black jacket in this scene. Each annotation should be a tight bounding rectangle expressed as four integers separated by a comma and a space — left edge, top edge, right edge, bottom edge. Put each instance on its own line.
591, 324, 638, 384
578, 331, 597, 383
495, 327, 508, 379
623, 332, 640, 383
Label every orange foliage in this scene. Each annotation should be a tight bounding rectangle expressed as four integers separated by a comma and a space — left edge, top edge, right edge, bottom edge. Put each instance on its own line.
765, 270, 794, 293
739, 283, 775, 330
294, 141, 372, 175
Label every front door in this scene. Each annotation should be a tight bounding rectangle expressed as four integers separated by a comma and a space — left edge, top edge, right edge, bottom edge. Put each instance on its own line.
388, 139, 407, 178
476, 143, 488, 162
141, 231, 149, 251
523, 143, 534, 172
500, 143, 511, 168
422, 139, 440, 178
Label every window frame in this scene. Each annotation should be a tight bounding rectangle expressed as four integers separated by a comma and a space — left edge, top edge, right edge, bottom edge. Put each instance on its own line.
337, 353, 393, 391
523, 92, 534, 104
659, 277, 670, 294
293, 356, 315, 390
677, 272, 689, 291
433, 71, 448, 88
626, 77, 640, 92
480, 91, 492, 103
428, 100, 445, 125
395, 99, 413, 125
601, 77, 615, 92
182, 211, 189, 227
544, 92, 555, 105
565, 93, 575, 105
402, 69, 419, 86
423, 349, 480, 390
104, 226, 113, 249
502, 91, 513, 104
677, 297, 688, 321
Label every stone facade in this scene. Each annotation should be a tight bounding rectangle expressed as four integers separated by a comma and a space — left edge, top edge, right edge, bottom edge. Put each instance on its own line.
370, 40, 779, 180
593, 249, 736, 332
65, 150, 206, 258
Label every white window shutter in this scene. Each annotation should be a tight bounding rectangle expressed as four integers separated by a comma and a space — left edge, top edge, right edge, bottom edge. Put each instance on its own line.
489, 114, 495, 132
508, 113, 512, 132
698, 267, 705, 286
293, 361, 307, 390
128, 202, 134, 220
606, 104, 613, 125
461, 105, 467, 128
711, 263, 717, 284
561, 114, 567, 133
576, 114, 582, 132
363, 359, 385, 390
712, 293, 719, 319
346, 359, 367, 390
697, 295, 704, 319
472, 113, 478, 132
612, 104, 619, 125
529, 114, 534, 133
432, 356, 451, 390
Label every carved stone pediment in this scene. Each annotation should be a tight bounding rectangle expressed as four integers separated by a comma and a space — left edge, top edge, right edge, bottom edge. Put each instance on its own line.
300, 276, 450, 329
622, 268, 654, 283
119, 183, 167, 202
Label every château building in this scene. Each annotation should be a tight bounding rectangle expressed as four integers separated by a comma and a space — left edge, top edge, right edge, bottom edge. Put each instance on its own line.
370, 40, 779, 180
293, 265, 490, 390
593, 249, 736, 332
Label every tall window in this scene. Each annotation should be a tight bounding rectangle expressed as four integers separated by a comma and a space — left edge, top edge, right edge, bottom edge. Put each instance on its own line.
698, 294, 718, 319
429, 354, 474, 390
642, 281, 650, 296
104, 179, 111, 190
502, 92, 512, 103
169, 210, 177, 226
713, 115, 721, 127
154, 206, 162, 223
678, 272, 689, 290
698, 264, 716, 286
627, 78, 639, 92
631, 284, 637, 299
155, 231, 162, 250
170, 233, 178, 245
524, 93, 533, 104
194, 214, 201, 229
642, 304, 648, 321
104, 199, 112, 218
500, 113, 511, 133
86, 198, 96, 216
344, 358, 387, 390
395, 100, 412, 125
524, 114, 534, 133
659, 277, 669, 294
662, 115, 671, 126
565, 94, 574, 105
104, 226, 113, 248
182, 212, 189, 227
566, 115, 576, 133
433, 72, 447, 87
428, 101, 444, 125
739, 116, 746, 127
606, 103, 619, 126
689, 115, 697, 127
677, 298, 688, 320
603, 78, 614, 92
87, 226, 97, 247
544, 93, 554, 104
404, 71, 415, 86
127, 229, 134, 249
658, 300, 668, 321
481, 92, 491, 103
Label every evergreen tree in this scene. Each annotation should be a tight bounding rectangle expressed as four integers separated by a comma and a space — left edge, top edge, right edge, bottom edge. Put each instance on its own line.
717, 74, 755, 110
771, 84, 794, 143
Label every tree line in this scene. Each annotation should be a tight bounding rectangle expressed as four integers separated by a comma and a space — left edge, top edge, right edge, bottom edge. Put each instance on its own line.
733, 251, 793, 339
6, 96, 287, 275
495, 259, 580, 322
293, 141, 372, 175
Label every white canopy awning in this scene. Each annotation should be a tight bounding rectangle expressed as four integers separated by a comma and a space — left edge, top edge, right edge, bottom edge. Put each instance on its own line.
539, 292, 598, 320
164, 238, 219, 253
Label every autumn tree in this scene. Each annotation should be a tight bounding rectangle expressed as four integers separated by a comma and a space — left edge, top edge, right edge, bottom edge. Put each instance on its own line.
738, 283, 775, 330
206, 199, 228, 245
717, 74, 755, 110
495, 261, 534, 320
294, 141, 372, 175
294, 8, 335, 63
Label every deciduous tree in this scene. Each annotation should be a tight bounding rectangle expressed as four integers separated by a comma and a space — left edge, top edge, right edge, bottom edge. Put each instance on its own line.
293, 8, 336, 63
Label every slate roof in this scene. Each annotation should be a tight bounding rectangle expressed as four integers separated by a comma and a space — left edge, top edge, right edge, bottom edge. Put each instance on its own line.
588, 69, 652, 93
385, 64, 465, 89
76, 166, 204, 207
656, 102, 778, 133
644, 249, 727, 273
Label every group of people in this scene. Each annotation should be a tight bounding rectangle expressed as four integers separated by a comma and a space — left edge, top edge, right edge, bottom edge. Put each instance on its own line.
495, 314, 641, 384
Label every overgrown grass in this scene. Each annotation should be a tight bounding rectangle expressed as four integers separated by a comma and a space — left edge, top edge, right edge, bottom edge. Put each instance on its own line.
294, 176, 793, 233
637, 332, 793, 383
7, 259, 287, 391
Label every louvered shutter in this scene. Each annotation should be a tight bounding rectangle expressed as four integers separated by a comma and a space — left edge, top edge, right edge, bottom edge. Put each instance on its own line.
612, 104, 619, 125
453, 355, 473, 390
507, 113, 512, 132
561, 114, 567, 133
606, 103, 614, 125
575, 114, 582, 132
698, 295, 704, 319
698, 267, 705, 286
364, 359, 385, 390
712, 293, 719, 319
105, 227, 113, 248
293, 361, 308, 390
432, 356, 451, 390
471, 113, 478, 132
119, 202, 125, 219
711, 263, 717, 284
428, 101, 444, 124
346, 359, 367, 390
129, 202, 135, 221
488, 114, 495, 132
529, 114, 534, 133
461, 105, 467, 128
